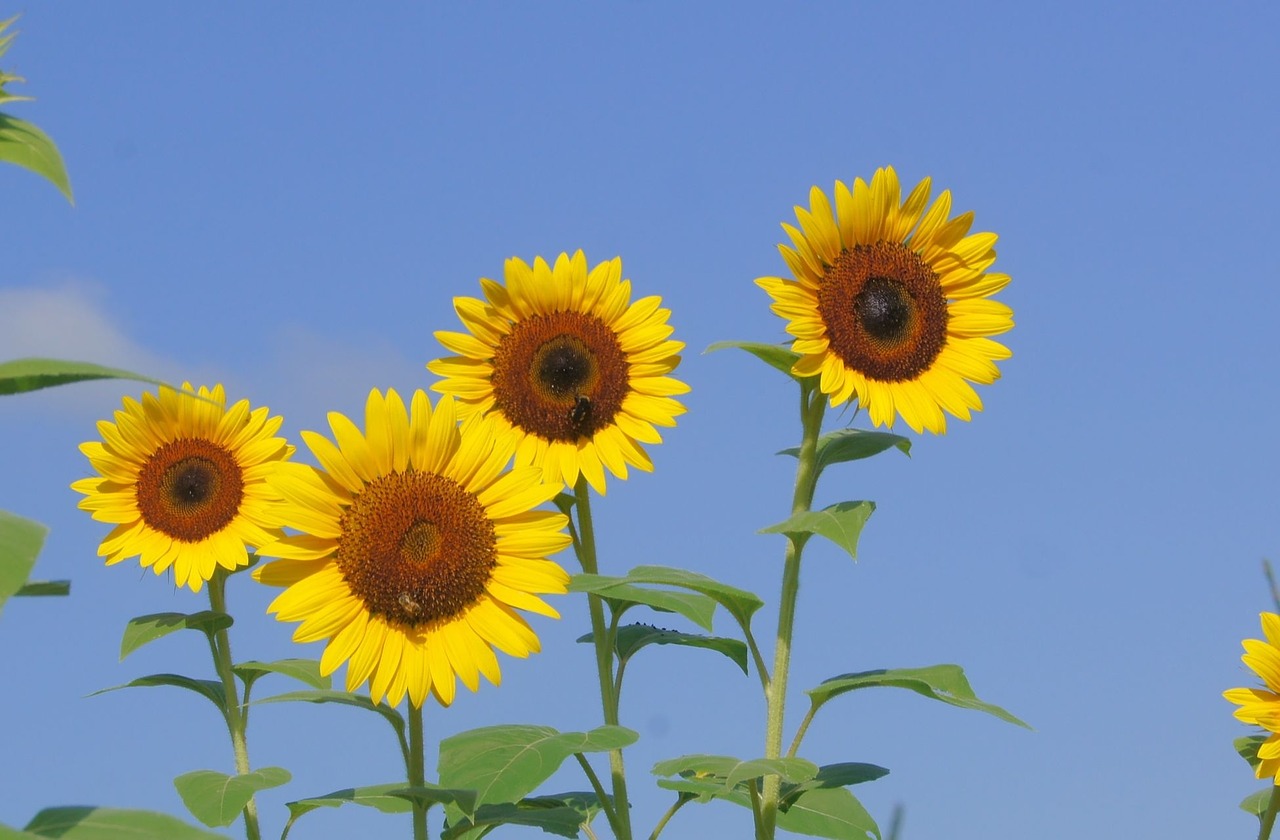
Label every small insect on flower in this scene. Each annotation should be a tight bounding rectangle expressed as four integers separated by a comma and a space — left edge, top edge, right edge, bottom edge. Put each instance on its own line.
568, 394, 593, 436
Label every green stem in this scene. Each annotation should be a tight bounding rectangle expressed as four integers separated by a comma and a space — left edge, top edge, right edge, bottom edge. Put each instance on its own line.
1261, 785, 1280, 840
408, 704, 428, 840
574, 753, 619, 829
785, 702, 818, 759
573, 476, 633, 840
647, 795, 691, 840
206, 572, 262, 840
759, 385, 826, 838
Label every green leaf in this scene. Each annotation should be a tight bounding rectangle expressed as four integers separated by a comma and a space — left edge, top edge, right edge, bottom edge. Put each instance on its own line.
652, 754, 817, 792
286, 783, 416, 822
780, 762, 890, 807
92, 674, 226, 713
119, 611, 233, 660
0, 114, 72, 202
255, 690, 406, 752
705, 340, 803, 379
574, 566, 763, 631
807, 665, 1029, 728
761, 501, 876, 561
21, 807, 226, 839
174, 767, 291, 828
0, 823, 35, 840
438, 724, 638, 816
1241, 787, 1274, 817
0, 510, 47, 615
0, 358, 163, 396
779, 428, 911, 470
13, 579, 69, 597
233, 659, 330, 690
775, 787, 880, 839
444, 796, 603, 840
570, 575, 718, 631
584, 624, 748, 675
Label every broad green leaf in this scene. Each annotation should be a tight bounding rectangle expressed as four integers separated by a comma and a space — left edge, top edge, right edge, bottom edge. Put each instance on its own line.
92, 674, 226, 713
21, 807, 225, 839
652, 754, 817, 791
174, 767, 291, 828
775, 787, 880, 839
705, 340, 803, 379
576, 566, 763, 631
0, 358, 162, 396
0, 510, 47, 615
255, 690, 406, 752
807, 665, 1029, 728
779, 428, 911, 470
13, 579, 69, 597
281, 783, 420, 839
0, 824, 35, 840
761, 501, 875, 561
780, 762, 890, 807
594, 624, 749, 675
438, 724, 638, 815
120, 611, 232, 660
570, 575, 717, 631
0, 114, 71, 202
1241, 787, 1274, 817
233, 659, 329, 690
1237, 734, 1266, 769
444, 797, 601, 840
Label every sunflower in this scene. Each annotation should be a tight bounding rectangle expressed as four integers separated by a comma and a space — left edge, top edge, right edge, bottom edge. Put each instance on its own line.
427, 250, 688, 495
1225, 613, 1280, 782
253, 389, 571, 708
756, 166, 1013, 434
72, 383, 290, 592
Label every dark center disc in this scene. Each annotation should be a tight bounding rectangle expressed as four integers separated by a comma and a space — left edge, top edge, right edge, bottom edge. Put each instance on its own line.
135, 439, 245, 542
816, 241, 949, 382
490, 310, 631, 441
335, 470, 496, 627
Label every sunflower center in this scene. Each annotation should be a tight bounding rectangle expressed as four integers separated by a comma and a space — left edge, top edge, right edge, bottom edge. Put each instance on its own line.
491, 311, 630, 442
817, 241, 949, 382
135, 439, 244, 542
335, 470, 496, 628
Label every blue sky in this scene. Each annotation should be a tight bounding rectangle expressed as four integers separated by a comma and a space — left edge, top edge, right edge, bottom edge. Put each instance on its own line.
3, 3, 1278, 838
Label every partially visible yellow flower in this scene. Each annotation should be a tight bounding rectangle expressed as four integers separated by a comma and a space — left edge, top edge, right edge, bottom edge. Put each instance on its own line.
254, 389, 571, 708
72, 383, 290, 592
428, 250, 688, 495
1224, 612, 1280, 782
756, 166, 1013, 434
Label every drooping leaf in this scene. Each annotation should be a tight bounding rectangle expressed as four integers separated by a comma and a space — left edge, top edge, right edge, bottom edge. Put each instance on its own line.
576, 566, 763, 631
119, 611, 232, 660
570, 575, 718, 631
807, 665, 1029, 728
0, 510, 47, 615
779, 428, 911, 470
705, 340, 803, 379
589, 624, 749, 675
13, 579, 69, 597
0, 358, 162, 396
761, 501, 875, 561
0, 114, 72, 202
780, 762, 890, 807
255, 690, 406, 753
775, 787, 880, 839
233, 659, 330, 691
92, 674, 226, 714
443, 796, 602, 840
1241, 787, 1274, 817
174, 767, 291, 828
651, 754, 818, 792
438, 724, 637, 816
21, 807, 225, 839
281, 783, 418, 838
